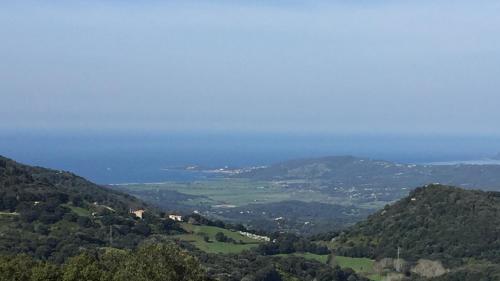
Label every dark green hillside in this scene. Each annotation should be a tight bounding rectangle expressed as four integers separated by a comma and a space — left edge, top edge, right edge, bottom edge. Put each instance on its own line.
0, 156, 179, 262
0, 155, 144, 212
335, 185, 500, 266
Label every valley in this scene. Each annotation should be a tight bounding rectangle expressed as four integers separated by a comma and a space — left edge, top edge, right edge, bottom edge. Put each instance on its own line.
113, 155, 500, 235
4, 155, 500, 280
112, 179, 375, 235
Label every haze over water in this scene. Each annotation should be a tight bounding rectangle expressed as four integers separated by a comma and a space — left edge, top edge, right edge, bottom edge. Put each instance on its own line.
1, 131, 500, 184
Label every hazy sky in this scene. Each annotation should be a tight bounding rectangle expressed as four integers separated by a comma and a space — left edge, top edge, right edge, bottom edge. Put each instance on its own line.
1, 0, 500, 135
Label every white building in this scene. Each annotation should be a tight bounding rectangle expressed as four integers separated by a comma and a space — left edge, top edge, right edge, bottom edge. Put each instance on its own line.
238, 231, 270, 242
168, 214, 183, 221
130, 209, 145, 219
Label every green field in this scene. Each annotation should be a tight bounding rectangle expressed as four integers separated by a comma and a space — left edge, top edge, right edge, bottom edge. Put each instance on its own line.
116, 178, 378, 237
122, 178, 349, 207
276, 253, 329, 263
173, 223, 263, 254
366, 274, 383, 281
274, 254, 382, 281
335, 256, 374, 273
333, 256, 382, 281
62, 204, 91, 217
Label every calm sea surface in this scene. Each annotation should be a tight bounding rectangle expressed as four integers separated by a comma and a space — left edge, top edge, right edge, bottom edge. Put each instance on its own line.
1, 132, 499, 184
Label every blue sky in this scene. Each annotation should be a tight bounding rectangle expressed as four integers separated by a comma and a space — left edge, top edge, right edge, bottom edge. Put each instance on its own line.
1, 0, 500, 135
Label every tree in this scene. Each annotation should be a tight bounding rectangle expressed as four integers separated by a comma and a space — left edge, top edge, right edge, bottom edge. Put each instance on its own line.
203, 235, 210, 243
133, 222, 151, 236
2, 196, 17, 212
113, 243, 209, 281
31, 262, 62, 281
77, 216, 91, 227
215, 232, 227, 242
62, 253, 103, 281
0, 254, 35, 281
254, 266, 282, 281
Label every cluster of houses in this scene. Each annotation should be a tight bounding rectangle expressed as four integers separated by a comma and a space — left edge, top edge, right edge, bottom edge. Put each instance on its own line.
129, 208, 183, 222
238, 231, 270, 242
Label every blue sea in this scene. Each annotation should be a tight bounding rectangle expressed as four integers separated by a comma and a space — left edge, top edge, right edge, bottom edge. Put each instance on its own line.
1, 131, 500, 184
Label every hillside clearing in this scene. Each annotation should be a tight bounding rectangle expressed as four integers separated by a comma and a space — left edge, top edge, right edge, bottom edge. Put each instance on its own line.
173, 223, 262, 254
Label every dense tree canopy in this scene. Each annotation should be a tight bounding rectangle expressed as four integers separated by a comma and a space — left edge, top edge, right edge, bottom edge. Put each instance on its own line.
335, 185, 500, 267
0, 244, 210, 281
0, 156, 184, 262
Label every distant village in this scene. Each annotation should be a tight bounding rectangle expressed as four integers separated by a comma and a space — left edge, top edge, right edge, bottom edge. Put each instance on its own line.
181, 165, 268, 175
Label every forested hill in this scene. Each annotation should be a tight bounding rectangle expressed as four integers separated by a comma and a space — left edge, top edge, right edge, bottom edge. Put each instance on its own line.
0, 155, 177, 262
238, 156, 500, 190
335, 184, 500, 266
0, 155, 144, 212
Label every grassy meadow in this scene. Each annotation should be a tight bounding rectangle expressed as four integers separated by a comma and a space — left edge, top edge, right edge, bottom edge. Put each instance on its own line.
122, 178, 350, 207
273, 253, 382, 281
173, 223, 263, 254
276, 253, 329, 264
333, 256, 382, 281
